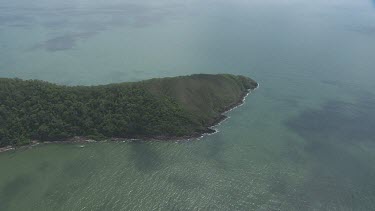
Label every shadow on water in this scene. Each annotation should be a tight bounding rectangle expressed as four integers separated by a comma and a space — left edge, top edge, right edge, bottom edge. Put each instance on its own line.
0, 174, 34, 210
284, 93, 375, 209
129, 141, 161, 172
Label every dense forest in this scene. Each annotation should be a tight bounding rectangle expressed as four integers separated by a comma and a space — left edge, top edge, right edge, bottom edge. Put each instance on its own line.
0, 74, 257, 147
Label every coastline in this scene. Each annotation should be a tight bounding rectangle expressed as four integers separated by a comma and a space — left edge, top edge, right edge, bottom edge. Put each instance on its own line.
0, 84, 258, 153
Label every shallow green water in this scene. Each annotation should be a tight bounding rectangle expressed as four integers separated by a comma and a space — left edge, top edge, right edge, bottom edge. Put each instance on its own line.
1, 0, 375, 210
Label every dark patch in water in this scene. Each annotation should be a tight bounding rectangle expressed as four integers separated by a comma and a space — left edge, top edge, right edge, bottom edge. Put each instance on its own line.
40, 158, 99, 209
10, 3, 186, 52
129, 142, 161, 172
0, 15, 34, 26
343, 24, 375, 36
30, 3, 179, 52
284, 93, 375, 209
43, 36, 75, 51
32, 32, 97, 52
273, 97, 300, 108
347, 25, 375, 35
288, 157, 375, 210
0, 174, 33, 210
285, 97, 375, 145
37, 161, 50, 172
107, 71, 128, 83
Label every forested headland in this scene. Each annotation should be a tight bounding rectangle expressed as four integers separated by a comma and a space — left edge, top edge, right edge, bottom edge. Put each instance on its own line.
0, 74, 258, 147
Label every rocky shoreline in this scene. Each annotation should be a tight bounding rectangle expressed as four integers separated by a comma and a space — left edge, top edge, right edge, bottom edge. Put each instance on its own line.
0, 84, 257, 153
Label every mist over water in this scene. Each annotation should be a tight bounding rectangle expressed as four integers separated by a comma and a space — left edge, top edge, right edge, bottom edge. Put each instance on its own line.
1, 0, 375, 210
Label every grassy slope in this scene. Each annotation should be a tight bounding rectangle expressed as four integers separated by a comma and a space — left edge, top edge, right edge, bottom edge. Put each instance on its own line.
142, 74, 258, 126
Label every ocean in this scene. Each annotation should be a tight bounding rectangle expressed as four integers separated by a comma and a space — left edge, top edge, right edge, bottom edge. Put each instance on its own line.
1, 0, 375, 210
